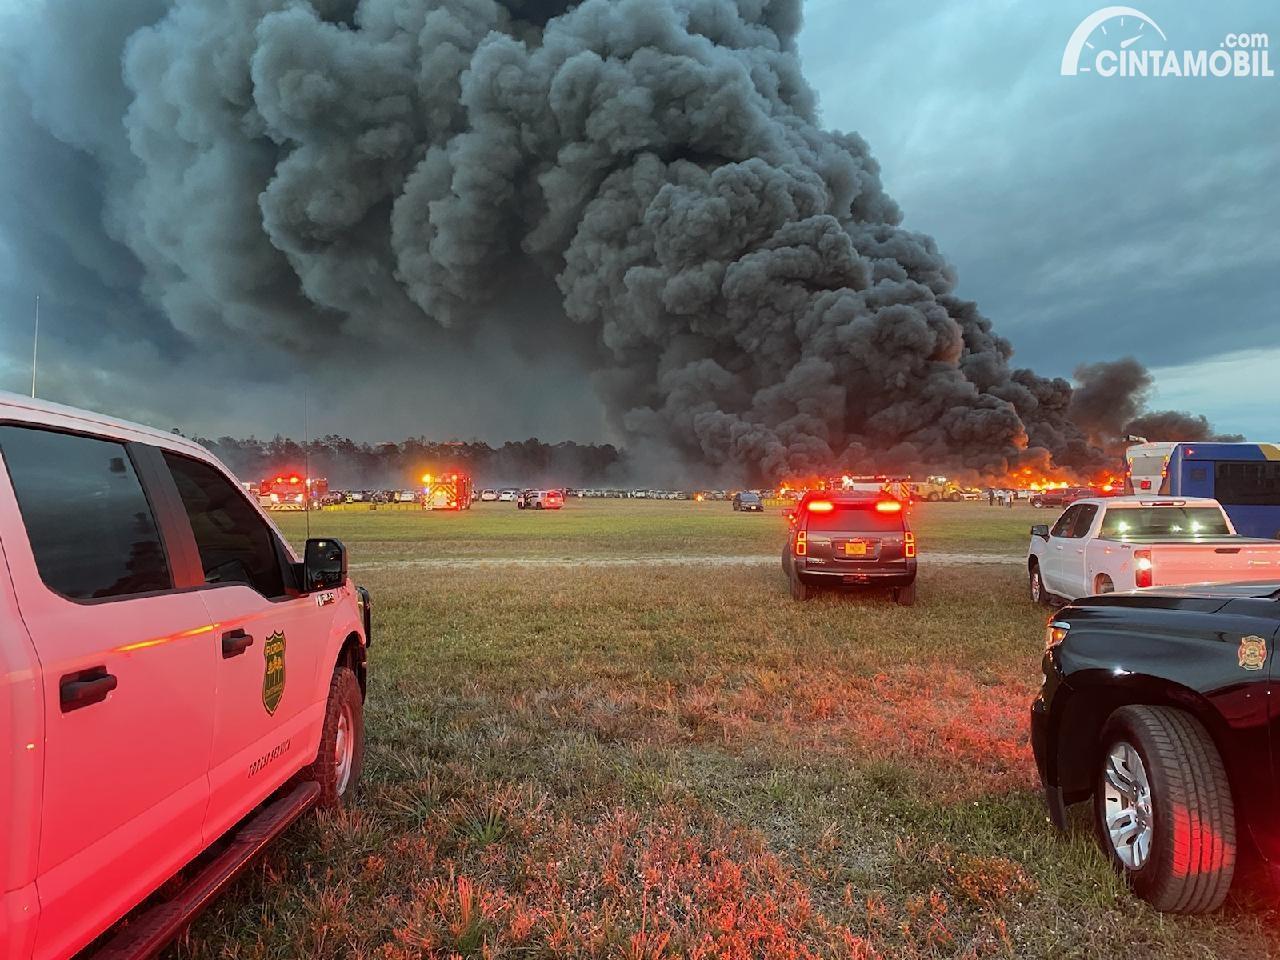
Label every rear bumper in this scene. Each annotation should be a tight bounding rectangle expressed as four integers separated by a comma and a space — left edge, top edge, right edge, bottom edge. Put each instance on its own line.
796, 559, 916, 586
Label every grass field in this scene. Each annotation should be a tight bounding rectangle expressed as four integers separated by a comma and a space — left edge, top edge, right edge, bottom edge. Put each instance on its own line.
172, 501, 1280, 959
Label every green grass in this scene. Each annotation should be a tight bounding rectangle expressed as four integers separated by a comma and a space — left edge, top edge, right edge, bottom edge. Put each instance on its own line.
273, 498, 1040, 558
171, 502, 1280, 959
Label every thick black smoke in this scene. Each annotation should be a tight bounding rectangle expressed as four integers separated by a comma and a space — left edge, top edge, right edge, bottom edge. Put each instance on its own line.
1071, 359, 1243, 453
1, 0, 1228, 481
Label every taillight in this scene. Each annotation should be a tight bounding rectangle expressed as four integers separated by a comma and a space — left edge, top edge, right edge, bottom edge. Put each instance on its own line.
795, 530, 807, 556
904, 531, 916, 558
1134, 549, 1153, 588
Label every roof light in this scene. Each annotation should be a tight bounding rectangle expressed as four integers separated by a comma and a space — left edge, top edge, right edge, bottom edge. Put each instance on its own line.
807, 500, 835, 512
875, 500, 903, 513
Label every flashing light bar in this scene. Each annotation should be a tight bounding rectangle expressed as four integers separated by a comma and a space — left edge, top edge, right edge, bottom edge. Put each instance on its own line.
875, 500, 903, 513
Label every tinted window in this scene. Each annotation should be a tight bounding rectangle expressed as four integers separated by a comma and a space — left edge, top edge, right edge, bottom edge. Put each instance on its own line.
804, 504, 905, 533
1098, 507, 1231, 538
1214, 461, 1280, 507
1050, 506, 1078, 538
1068, 504, 1098, 538
0, 426, 171, 599
164, 453, 286, 598
738, 492, 760, 503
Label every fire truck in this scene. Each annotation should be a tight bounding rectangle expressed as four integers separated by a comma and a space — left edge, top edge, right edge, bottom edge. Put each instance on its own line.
419, 471, 473, 510
258, 473, 328, 511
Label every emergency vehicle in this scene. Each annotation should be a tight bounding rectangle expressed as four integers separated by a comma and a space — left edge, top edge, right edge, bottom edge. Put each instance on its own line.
258, 473, 328, 511
0, 391, 370, 959
419, 471, 473, 510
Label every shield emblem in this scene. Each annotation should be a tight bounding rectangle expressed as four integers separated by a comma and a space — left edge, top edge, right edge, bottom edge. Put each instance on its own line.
1239, 635, 1267, 672
263, 630, 286, 715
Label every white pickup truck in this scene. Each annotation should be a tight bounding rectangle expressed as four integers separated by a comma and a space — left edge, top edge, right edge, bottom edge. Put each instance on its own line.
1027, 496, 1280, 602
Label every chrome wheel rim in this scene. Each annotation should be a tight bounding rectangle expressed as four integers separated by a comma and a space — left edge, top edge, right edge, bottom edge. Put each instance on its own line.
1102, 740, 1154, 870
334, 701, 355, 796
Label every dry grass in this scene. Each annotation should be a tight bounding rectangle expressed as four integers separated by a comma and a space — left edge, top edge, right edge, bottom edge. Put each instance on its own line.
170, 503, 1280, 959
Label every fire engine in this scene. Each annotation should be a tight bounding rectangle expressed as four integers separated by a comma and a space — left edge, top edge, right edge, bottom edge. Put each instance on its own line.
258, 474, 328, 511
419, 471, 473, 510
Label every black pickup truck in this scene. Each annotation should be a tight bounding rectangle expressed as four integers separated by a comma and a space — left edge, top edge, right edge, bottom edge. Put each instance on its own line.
1032, 580, 1280, 913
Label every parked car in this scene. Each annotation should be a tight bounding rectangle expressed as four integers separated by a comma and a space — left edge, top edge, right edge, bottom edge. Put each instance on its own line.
1033, 579, 1280, 913
480, 489, 499, 502
517, 489, 563, 510
0, 392, 371, 959
781, 493, 917, 604
498, 489, 517, 502
733, 491, 764, 512
1030, 486, 1095, 509
1027, 497, 1280, 603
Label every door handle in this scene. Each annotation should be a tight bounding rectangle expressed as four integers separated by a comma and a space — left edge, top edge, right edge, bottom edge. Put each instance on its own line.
221, 629, 254, 659
60, 666, 117, 713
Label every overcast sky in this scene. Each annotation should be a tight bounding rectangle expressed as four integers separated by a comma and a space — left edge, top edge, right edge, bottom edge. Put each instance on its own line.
0, 0, 1276, 442
797, 0, 1280, 438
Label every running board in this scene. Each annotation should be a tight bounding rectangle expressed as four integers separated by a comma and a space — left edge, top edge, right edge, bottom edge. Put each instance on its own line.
90, 781, 320, 960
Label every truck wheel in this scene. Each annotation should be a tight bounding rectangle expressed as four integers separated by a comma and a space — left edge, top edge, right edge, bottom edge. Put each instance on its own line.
947, 492, 961, 502
304, 666, 364, 810
789, 572, 812, 601
1094, 706, 1235, 914
927, 492, 940, 502
1029, 562, 1049, 605
894, 582, 917, 606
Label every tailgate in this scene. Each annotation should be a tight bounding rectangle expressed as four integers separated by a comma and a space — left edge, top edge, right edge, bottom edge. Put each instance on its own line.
1152, 542, 1280, 585
807, 533, 906, 562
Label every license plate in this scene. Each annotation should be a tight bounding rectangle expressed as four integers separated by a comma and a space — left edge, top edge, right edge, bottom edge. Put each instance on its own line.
844, 542, 867, 556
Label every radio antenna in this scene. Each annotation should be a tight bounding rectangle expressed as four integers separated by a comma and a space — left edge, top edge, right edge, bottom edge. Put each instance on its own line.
303, 383, 312, 541
30, 295, 39, 398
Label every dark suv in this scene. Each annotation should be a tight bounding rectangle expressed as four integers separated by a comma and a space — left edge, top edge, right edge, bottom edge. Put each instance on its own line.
733, 491, 764, 512
781, 493, 917, 604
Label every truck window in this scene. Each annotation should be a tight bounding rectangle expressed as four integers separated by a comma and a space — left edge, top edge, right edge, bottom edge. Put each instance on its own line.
1049, 505, 1079, 538
1068, 504, 1098, 538
0, 426, 171, 599
1098, 507, 1231, 539
163, 453, 287, 598
1214, 461, 1280, 507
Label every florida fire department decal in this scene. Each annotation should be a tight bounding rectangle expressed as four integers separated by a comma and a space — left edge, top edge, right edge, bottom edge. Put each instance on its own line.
1239, 635, 1267, 671
263, 630, 286, 714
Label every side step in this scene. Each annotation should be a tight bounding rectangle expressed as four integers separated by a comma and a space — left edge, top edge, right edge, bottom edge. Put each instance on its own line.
91, 781, 320, 960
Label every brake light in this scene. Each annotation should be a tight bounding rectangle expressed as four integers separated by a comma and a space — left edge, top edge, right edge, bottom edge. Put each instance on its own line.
1134, 549, 1153, 588
875, 500, 903, 513
807, 500, 834, 513
1139, 479, 1152, 490
795, 530, 807, 556
904, 531, 916, 558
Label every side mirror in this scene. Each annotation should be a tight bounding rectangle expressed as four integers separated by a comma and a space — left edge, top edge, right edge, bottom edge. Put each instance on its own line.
1030, 524, 1050, 540
304, 538, 347, 591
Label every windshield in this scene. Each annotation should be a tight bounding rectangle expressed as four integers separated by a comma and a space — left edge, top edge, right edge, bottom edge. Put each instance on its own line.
1098, 507, 1230, 539
805, 504, 905, 533
739, 492, 760, 503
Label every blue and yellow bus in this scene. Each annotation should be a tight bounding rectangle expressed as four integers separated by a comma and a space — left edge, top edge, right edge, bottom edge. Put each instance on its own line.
1125, 442, 1280, 539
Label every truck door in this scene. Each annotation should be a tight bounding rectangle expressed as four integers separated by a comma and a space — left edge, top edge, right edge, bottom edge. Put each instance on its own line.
1042, 505, 1081, 594
1059, 503, 1099, 597
0, 426, 216, 960
159, 452, 336, 844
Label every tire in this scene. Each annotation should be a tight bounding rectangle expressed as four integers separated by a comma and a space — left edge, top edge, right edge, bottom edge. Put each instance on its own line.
927, 492, 940, 502
1094, 706, 1235, 914
1029, 562, 1049, 605
536, 502, 544, 510
947, 492, 961, 502
789, 571, 812, 601
304, 666, 365, 810
1031, 498, 1044, 509
1096, 575, 1115, 595
894, 582, 917, 606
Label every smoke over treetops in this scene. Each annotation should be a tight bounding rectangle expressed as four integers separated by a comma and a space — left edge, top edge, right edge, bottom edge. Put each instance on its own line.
2, 0, 1229, 481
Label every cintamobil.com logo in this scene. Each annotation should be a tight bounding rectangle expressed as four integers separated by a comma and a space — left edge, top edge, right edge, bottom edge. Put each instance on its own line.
1061, 5, 1274, 78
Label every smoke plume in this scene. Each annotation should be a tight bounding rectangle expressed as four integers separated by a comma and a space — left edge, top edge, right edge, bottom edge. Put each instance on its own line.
1, 0, 1231, 481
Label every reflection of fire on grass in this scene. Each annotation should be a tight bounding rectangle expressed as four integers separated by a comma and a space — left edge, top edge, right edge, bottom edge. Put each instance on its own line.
513, 666, 1037, 801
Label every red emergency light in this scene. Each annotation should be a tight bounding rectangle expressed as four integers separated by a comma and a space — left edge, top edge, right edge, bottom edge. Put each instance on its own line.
875, 500, 903, 514
807, 500, 834, 513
